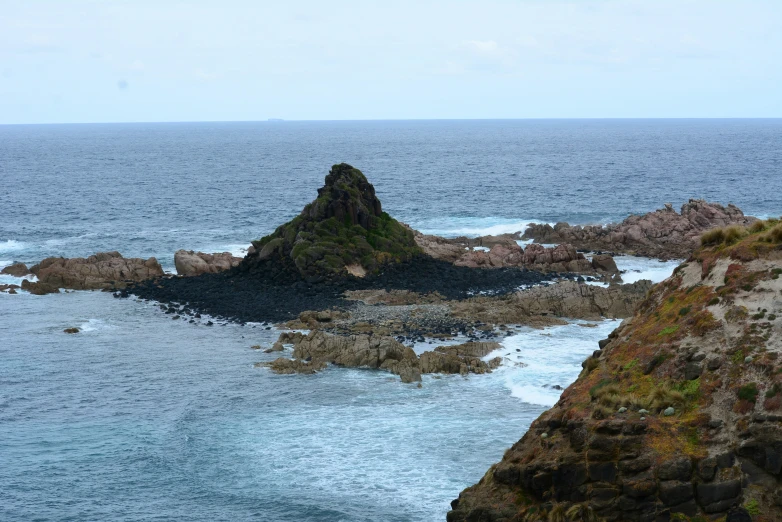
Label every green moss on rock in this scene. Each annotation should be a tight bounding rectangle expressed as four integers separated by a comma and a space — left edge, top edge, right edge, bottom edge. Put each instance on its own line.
250, 163, 420, 280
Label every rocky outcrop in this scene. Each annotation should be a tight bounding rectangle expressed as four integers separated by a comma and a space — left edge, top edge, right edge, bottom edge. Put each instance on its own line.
260, 331, 502, 383
450, 280, 652, 324
1, 262, 30, 276
174, 250, 241, 276
448, 219, 782, 521
30, 251, 163, 290
242, 163, 420, 281
21, 279, 60, 295
412, 227, 614, 275
523, 199, 756, 260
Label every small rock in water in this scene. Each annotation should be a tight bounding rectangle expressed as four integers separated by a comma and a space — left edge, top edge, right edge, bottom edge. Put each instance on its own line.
63, 327, 80, 334
251, 345, 261, 350
663, 407, 675, 416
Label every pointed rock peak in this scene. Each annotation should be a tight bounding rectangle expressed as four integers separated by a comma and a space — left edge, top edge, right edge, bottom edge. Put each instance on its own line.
307, 163, 383, 230
246, 164, 420, 281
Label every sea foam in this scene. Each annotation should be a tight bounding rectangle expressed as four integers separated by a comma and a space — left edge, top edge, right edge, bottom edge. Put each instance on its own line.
415, 217, 549, 238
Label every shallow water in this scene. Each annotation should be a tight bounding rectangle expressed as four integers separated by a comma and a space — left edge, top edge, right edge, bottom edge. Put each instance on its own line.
2, 120, 780, 520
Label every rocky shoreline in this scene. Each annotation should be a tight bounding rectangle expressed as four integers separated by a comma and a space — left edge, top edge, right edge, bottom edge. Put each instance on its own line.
447, 218, 782, 521
523, 199, 756, 260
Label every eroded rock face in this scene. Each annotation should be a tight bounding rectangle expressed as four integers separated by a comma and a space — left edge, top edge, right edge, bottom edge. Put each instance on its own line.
260, 331, 503, 382
30, 251, 164, 290
523, 199, 756, 260
1, 262, 30, 276
174, 250, 242, 276
448, 222, 782, 521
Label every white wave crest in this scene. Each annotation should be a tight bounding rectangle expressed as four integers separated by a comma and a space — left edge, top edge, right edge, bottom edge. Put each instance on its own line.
416, 218, 550, 238
508, 384, 560, 407
0, 240, 25, 253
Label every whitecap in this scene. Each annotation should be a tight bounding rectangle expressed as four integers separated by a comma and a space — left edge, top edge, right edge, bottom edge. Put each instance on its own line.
415, 217, 550, 238
0, 240, 25, 253
498, 320, 620, 405
78, 318, 114, 332
508, 383, 560, 407
612, 255, 681, 284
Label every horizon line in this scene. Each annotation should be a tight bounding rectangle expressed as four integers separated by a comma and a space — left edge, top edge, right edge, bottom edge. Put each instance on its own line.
2, 117, 782, 126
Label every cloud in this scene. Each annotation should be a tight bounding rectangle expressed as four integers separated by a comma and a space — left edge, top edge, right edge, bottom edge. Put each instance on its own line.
464, 40, 499, 53
194, 68, 220, 81
435, 39, 517, 75
15, 33, 63, 54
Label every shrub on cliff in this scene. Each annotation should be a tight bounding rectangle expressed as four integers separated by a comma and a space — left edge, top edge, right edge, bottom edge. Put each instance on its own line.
246, 163, 421, 281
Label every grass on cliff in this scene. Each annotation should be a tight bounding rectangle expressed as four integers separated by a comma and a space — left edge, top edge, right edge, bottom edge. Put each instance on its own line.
698, 217, 782, 272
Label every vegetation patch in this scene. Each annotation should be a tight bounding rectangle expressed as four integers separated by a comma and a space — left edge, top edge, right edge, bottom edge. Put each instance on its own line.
250, 164, 421, 280
738, 383, 759, 403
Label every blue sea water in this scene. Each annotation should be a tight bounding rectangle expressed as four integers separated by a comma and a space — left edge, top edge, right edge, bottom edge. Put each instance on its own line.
1, 120, 781, 521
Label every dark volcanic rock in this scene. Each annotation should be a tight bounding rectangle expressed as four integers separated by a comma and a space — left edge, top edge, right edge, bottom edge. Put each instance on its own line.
128, 255, 552, 323
242, 163, 420, 281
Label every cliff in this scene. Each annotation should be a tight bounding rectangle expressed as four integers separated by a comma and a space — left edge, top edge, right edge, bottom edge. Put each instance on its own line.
242, 163, 420, 281
448, 219, 782, 521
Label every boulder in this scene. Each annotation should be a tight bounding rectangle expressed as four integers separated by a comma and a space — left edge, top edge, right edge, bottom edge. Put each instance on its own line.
257, 358, 326, 374
174, 250, 241, 276
591, 254, 619, 273
1, 262, 30, 276
30, 251, 163, 290
21, 279, 60, 295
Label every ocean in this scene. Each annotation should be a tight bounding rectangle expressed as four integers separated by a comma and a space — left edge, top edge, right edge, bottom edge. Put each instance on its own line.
1, 119, 780, 521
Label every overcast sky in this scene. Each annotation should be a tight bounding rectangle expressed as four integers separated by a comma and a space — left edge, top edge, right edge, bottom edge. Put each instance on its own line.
1, 0, 780, 123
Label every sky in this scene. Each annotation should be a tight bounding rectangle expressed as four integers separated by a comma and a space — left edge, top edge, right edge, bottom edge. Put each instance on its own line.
1, 0, 781, 123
